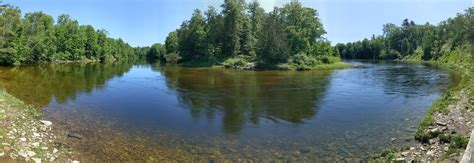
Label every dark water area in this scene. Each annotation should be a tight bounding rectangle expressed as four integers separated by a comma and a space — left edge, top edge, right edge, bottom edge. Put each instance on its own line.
0, 61, 457, 161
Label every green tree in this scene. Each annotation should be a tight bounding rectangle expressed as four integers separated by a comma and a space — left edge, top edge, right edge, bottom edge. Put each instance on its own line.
22, 12, 56, 63
257, 8, 290, 65
55, 14, 85, 60
0, 5, 23, 65
222, 0, 244, 57
280, 2, 326, 56
165, 31, 179, 55
204, 6, 224, 59
81, 25, 99, 60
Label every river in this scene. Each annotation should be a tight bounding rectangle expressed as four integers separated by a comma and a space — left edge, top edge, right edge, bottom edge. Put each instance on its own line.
0, 60, 457, 161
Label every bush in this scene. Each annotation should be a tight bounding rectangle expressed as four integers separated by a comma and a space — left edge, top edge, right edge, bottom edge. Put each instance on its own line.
289, 53, 320, 67
222, 55, 254, 69
317, 55, 340, 64
163, 52, 181, 63
380, 49, 401, 60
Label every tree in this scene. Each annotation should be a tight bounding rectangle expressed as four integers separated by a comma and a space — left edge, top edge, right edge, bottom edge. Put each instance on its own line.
148, 43, 164, 61
204, 6, 224, 59
22, 12, 56, 63
280, 2, 326, 56
55, 14, 85, 60
257, 8, 290, 65
178, 9, 207, 62
81, 25, 99, 60
0, 5, 23, 65
222, 0, 244, 57
165, 31, 179, 54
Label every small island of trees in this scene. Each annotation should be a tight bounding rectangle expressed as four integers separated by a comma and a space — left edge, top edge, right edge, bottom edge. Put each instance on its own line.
138, 0, 345, 70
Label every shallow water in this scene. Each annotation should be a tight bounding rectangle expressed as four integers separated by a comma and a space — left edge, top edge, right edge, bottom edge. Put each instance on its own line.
0, 61, 456, 161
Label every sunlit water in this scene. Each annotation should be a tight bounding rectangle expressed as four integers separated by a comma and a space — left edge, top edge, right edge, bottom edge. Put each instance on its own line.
0, 61, 456, 161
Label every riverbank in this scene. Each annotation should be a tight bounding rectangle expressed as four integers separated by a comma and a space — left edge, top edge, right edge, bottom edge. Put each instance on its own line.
375, 61, 474, 161
0, 88, 75, 162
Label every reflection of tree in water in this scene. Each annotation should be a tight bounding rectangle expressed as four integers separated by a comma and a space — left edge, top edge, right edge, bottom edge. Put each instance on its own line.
0, 62, 133, 108
374, 63, 450, 97
155, 65, 333, 134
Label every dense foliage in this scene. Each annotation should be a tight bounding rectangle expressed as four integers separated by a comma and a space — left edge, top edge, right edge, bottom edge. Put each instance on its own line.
336, 7, 474, 62
144, 1, 339, 69
0, 4, 140, 65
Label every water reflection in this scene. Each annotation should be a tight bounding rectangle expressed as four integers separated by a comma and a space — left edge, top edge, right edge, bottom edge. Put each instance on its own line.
155, 65, 333, 134
0, 62, 133, 108
0, 61, 456, 161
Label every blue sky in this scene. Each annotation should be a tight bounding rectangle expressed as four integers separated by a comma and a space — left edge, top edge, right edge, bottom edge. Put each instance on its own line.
4, 0, 473, 47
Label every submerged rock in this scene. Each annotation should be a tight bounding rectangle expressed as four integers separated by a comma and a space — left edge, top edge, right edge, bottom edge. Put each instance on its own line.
67, 133, 84, 140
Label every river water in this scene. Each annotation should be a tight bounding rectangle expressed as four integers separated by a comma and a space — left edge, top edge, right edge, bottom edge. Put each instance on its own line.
0, 61, 456, 161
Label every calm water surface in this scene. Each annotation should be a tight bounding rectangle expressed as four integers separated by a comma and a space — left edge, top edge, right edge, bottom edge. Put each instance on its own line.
0, 61, 456, 161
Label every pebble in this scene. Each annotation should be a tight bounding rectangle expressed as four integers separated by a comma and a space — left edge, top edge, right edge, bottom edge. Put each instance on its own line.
72, 160, 80, 163
32, 142, 40, 147
32, 157, 41, 163
3, 146, 10, 152
0, 152, 4, 157
429, 139, 437, 145
53, 148, 58, 154
436, 121, 447, 126
391, 138, 397, 141
429, 128, 439, 133
39, 120, 52, 127
27, 151, 36, 157
426, 150, 435, 156
19, 137, 27, 142
33, 133, 40, 137
401, 151, 409, 156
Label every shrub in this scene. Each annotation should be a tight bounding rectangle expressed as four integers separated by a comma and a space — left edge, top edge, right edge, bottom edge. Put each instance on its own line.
222, 55, 254, 69
289, 53, 320, 67
163, 52, 181, 63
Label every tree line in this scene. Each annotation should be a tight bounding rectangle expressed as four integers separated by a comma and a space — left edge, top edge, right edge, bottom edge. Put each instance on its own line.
140, 0, 340, 69
336, 7, 474, 62
0, 3, 141, 66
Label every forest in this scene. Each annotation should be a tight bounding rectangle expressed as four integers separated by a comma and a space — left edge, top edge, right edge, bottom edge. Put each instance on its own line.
0, 3, 141, 65
335, 7, 473, 63
138, 1, 342, 70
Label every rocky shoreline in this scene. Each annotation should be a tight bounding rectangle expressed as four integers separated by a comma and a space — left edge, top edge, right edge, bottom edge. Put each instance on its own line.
382, 89, 474, 161
0, 89, 77, 162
